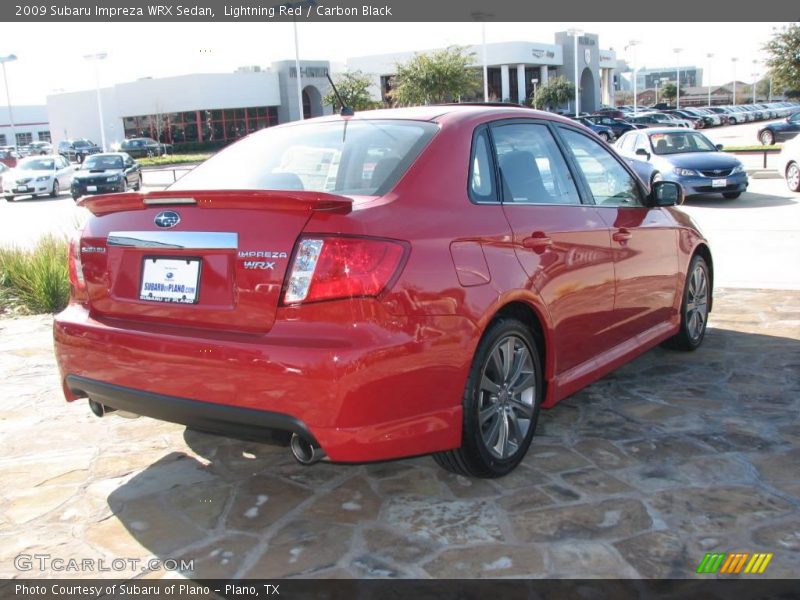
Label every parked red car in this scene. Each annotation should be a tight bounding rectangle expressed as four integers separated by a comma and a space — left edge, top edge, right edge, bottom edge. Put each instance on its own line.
53, 106, 713, 478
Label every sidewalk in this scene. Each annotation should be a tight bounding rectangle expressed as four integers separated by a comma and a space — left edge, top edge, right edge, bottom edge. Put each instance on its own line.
1, 288, 798, 579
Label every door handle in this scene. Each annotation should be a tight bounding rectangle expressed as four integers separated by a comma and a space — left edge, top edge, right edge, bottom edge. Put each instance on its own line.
522, 232, 553, 249
612, 228, 632, 243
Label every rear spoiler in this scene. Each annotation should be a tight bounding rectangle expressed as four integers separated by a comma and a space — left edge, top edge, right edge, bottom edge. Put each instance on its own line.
78, 190, 353, 216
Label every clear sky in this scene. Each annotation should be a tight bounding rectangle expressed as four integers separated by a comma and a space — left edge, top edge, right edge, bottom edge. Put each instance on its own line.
0, 21, 788, 105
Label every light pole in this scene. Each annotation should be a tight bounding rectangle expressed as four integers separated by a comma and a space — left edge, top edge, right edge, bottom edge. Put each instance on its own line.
567, 28, 583, 116
482, 23, 489, 102
0, 54, 18, 150
625, 40, 640, 114
292, 20, 304, 120
84, 52, 107, 151
752, 59, 758, 104
530, 78, 539, 107
706, 53, 714, 106
731, 57, 738, 105
673, 48, 683, 109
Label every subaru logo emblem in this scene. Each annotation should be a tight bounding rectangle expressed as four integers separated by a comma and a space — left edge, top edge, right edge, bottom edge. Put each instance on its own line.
154, 211, 180, 228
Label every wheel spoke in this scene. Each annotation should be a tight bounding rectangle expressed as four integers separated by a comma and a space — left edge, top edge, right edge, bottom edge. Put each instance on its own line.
507, 409, 525, 445
484, 411, 502, 449
510, 372, 535, 395
480, 374, 501, 395
479, 403, 498, 426
489, 348, 504, 380
509, 396, 534, 418
496, 412, 510, 458
507, 347, 526, 387
501, 339, 514, 379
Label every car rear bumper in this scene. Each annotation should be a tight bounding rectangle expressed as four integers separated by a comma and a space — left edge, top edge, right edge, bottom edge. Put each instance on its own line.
53, 303, 474, 462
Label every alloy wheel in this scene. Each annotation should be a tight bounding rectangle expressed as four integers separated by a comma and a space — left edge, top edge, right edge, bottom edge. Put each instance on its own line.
787, 163, 800, 192
685, 263, 709, 342
478, 335, 536, 460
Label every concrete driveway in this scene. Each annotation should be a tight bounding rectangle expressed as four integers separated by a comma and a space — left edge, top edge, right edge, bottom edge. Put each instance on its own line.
1, 287, 798, 579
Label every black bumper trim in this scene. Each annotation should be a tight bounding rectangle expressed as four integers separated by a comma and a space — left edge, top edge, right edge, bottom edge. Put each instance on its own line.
66, 375, 320, 446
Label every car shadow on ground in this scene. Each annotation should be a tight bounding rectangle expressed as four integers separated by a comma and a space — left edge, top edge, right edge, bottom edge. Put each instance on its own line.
103, 324, 800, 579
683, 191, 797, 208
4, 193, 71, 204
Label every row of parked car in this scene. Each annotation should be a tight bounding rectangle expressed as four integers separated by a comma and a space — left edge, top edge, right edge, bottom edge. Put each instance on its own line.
0, 137, 171, 169
0, 152, 144, 202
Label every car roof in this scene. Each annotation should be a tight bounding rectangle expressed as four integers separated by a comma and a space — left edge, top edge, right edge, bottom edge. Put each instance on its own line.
87, 152, 127, 158
306, 103, 575, 123
639, 127, 703, 135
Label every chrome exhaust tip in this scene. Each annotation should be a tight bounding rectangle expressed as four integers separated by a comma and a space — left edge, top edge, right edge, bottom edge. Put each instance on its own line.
290, 433, 325, 466
88, 399, 116, 417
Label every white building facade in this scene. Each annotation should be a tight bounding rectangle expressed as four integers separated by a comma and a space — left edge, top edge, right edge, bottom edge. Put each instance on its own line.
45, 60, 333, 150
348, 32, 617, 112
0, 105, 50, 147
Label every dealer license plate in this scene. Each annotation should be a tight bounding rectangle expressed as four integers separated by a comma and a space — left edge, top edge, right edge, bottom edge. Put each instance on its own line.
140, 257, 201, 304
712, 179, 727, 188
87, 185, 97, 191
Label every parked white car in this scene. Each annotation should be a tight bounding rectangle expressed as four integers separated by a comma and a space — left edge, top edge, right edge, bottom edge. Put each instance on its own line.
779, 135, 800, 192
2, 155, 75, 201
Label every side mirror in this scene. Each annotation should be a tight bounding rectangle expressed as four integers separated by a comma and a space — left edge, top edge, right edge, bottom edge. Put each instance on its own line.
715, 144, 723, 151
649, 180, 682, 207
635, 148, 651, 160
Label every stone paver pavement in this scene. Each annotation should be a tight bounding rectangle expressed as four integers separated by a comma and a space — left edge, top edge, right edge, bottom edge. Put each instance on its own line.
0, 288, 798, 579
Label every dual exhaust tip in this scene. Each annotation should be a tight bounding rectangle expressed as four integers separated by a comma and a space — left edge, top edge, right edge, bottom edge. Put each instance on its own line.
88, 399, 325, 466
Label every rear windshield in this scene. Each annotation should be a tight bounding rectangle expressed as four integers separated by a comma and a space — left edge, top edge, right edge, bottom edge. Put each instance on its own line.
170, 119, 438, 195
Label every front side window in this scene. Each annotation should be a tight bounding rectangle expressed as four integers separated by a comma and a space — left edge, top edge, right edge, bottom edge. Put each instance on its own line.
491, 122, 581, 205
560, 127, 642, 207
171, 120, 437, 196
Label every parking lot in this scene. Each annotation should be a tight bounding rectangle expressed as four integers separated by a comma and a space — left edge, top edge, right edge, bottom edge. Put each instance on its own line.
0, 166, 799, 578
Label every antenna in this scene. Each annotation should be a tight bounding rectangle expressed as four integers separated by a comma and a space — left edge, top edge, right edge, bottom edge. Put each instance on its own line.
326, 73, 354, 117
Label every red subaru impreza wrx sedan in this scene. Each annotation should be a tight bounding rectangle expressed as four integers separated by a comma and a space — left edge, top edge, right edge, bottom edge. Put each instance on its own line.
53, 105, 712, 478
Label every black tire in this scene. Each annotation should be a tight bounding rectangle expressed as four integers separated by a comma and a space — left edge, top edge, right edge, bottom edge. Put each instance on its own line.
121, 179, 128, 193
722, 192, 742, 199
133, 175, 141, 191
4, 195, 14, 202
786, 162, 800, 193
72, 194, 80, 201
663, 255, 711, 351
598, 131, 609, 142
433, 318, 542, 478
759, 130, 774, 145
50, 180, 59, 198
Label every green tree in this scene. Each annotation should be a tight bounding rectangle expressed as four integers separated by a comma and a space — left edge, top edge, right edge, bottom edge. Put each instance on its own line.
764, 23, 800, 97
388, 46, 481, 105
531, 76, 575, 110
322, 70, 378, 112
660, 82, 677, 104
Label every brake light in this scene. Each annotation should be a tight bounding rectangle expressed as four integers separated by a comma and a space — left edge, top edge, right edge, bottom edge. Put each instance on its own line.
68, 234, 87, 295
283, 236, 407, 304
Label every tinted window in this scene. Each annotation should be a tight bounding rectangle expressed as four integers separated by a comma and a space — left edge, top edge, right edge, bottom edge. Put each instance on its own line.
619, 133, 636, 153
171, 120, 437, 195
560, 128, 642, 207
84, 155, 123, 170
491, 123, 581, 205
469, 129, 496, 202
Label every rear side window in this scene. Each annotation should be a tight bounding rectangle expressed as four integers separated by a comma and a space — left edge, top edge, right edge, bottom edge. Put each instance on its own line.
491, 123, 581, 205
469, 129, 497, 202
171, 120, 438, 196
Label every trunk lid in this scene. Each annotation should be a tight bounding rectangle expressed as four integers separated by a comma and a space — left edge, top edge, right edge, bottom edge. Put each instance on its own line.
78, 189, 352, 333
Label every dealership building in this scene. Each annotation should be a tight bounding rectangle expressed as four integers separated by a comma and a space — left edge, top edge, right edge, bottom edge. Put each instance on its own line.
19, 32, 616, 150
44, 60, 334, 150
348, 32, 617, 111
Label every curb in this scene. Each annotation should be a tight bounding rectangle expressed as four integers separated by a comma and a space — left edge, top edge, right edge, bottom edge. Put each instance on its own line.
746, 169, 781, 179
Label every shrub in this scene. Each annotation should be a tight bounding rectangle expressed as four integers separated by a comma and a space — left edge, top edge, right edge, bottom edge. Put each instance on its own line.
0, 235, 70, 314
137, 153, 212, 168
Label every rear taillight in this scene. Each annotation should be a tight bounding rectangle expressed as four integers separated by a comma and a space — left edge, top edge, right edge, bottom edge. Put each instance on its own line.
68, 234, 87, 295
282, 236, 407, 305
